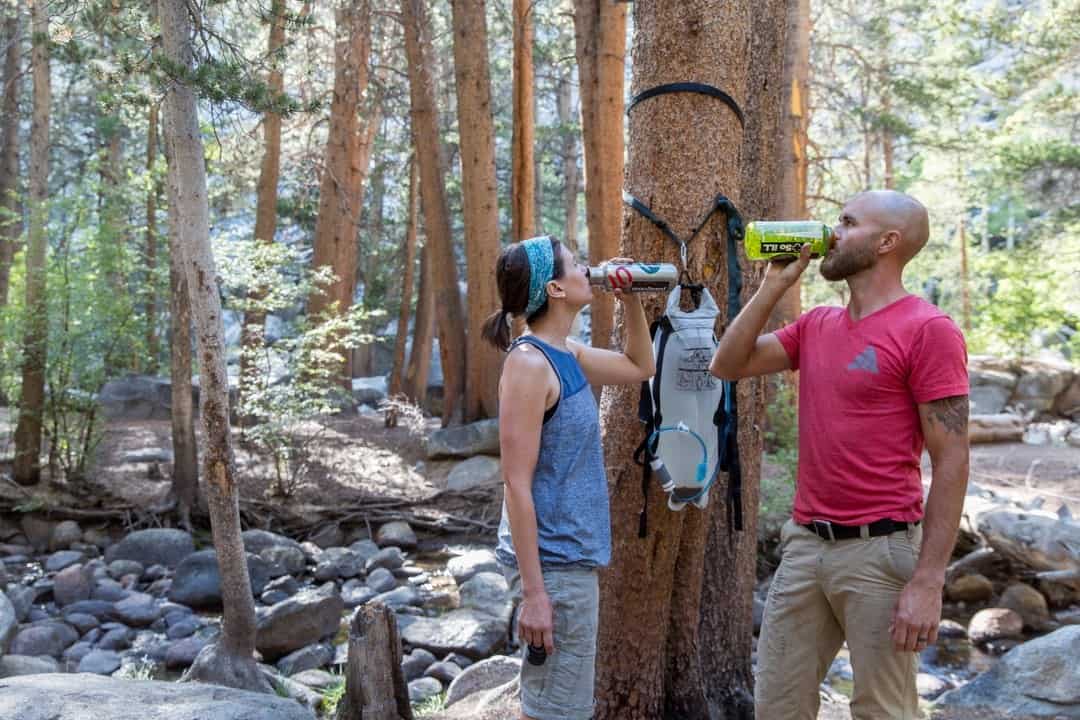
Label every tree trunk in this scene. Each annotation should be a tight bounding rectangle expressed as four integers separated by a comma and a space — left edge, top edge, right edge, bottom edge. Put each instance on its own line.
0, 12, 21, 308
401, 0, 466, 426
145, 102, 161, 374
696, 2, 786, 716
573, 0, 626, 355
165, 137, 198, 532
403, 243, 434, 406
958, 217, 971, 334
882, 91, 895, 190
451, 0, 500, 422
307, 0, 374, 386
387, 157, 419, 406
12, 0, 50, 487
594, 3, 751, 718
557, 70, 579, 254
511, 0, 535, 242
239, 0, 286, 413
158, 0, 267, 692
335, 602, 413, 720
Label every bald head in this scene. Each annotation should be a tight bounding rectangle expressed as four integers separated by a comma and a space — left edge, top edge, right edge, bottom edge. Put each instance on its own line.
854, 190, 930, 264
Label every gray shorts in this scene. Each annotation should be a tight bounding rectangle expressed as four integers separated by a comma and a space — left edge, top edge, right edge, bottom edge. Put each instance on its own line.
502, 564, 599, 720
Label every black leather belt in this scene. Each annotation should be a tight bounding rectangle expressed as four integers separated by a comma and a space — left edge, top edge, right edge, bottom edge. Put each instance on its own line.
801, 518, 919, 542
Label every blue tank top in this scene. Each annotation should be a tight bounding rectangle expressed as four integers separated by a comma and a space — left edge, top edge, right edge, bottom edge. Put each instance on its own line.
495, 335, 611, 569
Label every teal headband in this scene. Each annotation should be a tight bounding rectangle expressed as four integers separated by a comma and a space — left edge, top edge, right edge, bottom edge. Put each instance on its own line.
522, 236, 555, 316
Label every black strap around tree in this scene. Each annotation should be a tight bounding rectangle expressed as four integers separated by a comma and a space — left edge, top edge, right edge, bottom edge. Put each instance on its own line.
627, 82, 745, 129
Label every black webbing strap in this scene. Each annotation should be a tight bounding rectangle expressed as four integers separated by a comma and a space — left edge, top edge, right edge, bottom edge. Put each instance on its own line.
623, 191, 746, 261
720, 202, 745, 533
634, 319, 668, 538
627, 82, 745, 129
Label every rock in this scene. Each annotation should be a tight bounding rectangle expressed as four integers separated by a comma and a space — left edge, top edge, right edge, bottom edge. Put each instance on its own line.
308, 524, 343, 549
276, 643, 333, 676
916, 672, 952, 700
45, 550, 84, 573
944, 573, 994, 603
63, 612, 99, 635
372, 585, 421, 609
256, 584, 344, 661
340, 580, 376, 608
290, 668, 338, 690
447, 456, 502, 492
0, 591, 16, 653
0, 672, 315, 719
399, 608, 506, 660
426, 418, 500, 459
977, 510, 1080, 581
402, 648, 438, 681
1013, 359, 1075, 414
263, 575, 299, 597
110, 593, 161, 628
77, 649, 122, 675
6, 586, 34, 623
0, 655, 60, 677
348, 539, 380, 565
366, 567, 397, 594
164, 635, 209, 669
99, 375, 183, 421
937, 619, 967, 639
259, 546, 306, 576
999, 583, 1051, 630
409, 676, 444, 704
166, 618, 200, 640
104, 529, 195, 569
968, 608, 1024, 645
313, 547, 364, 581
447, 549, 500, 585
444, 653, 473, 669
241, 529, 303, 556
20, 515, 56, 552
82, 528, 111, 549
365, 547, 405, 574
62, 641, 93, 666
107, 560, 145, 581
168, 550, 271, 609
1067, 426, 1080, 448
351, 376, 387, 406
445, 655, 522, 706
425, 660, 463, 684
968, 365, 1017, 415
48, 522, 83, 552
458, 572, 511, 622
92, 579, 130, 602
375, 521, 418, 550
968, 413, 1025, 444
52, 563, 94, 607
1054, 375, 1080, 420
96, 626, 134, 651
936, 625, 1080, 716
62, 600, 113, 621
9, 623, 77, 658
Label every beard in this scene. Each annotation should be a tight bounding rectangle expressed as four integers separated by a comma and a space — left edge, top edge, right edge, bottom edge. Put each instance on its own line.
820, 242, 877, 281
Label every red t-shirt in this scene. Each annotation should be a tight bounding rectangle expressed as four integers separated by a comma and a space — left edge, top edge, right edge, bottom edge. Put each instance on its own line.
774, 294, 968, 526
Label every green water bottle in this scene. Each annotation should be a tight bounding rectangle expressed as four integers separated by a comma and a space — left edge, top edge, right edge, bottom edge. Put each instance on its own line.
744, 221, 831, 261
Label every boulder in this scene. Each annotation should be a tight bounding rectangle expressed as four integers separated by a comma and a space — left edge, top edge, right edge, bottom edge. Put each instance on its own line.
107, 560, 145, 581
48, 522, 83, 552
9, 623, 78, 658
445, 655, 522, 707
999, 583, 1051, 630
104, 529, 194, 569
366, 567, 397, 594
0, 672, 315, 719
944, 573, 994, 603
110, 593, 161, 628
168, 550, 271, 609
289, 668, 338, 690
402, 648, 437, 681
258, 545, 305, 576
276, 643, 333, 676
45, 551, 84, 573
256, 584, 344, 661
398, 608, 506, 660
52, 563, 94, 607
375, 521, 418, 550
458, 572, 512, 623
99, 375, 180, 421
977, 510, 1080, 587
935, 625, 1080, 717
446, 456, 502, 493
312, 548, 364, 581
351, 376, 388, 406
968, 413, 1025, 444
19, 515, 55, 552
241, 529, 303, 556
409, 676, 444, 704
0, 655, 60, 678
365, 547, 405, 574
1054, 375, 1080, 420
0, 591, 16, 655
1013, 359, 1074, 414
425, 660, 462, 684
164, 635, 210, 669
426, 418, 500, 459
968, 608, 1024, 645
447, 549, 500, 585
968, 365, 1018, 415
77, 649, 122, 675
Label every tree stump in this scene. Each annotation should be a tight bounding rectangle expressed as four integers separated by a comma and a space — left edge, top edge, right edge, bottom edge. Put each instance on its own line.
336, 602, 413, 720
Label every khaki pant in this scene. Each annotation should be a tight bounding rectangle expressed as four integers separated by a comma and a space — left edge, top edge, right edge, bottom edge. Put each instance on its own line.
755, 519, 923, 720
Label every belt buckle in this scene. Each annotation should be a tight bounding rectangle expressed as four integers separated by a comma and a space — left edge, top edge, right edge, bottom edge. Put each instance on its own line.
812, 519, 836, 542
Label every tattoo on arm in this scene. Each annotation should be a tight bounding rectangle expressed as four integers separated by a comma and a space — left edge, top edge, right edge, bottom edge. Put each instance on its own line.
926, 395, 969, 435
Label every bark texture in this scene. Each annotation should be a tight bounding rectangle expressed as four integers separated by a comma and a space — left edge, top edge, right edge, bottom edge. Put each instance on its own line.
0, 12, 21, 307
13, 0, 50, 486
401, 0, 466, 425
335, 602, 413, 720
387, 157, 419, 406
159, 0, 267, 692
451, 0, 500, 421
240, 0, 286, 410
511, 0, 535, 242
145, 103, 161, 373
573, 0, 626, 354
308, 0, 375, 385
594, 3, 752, 718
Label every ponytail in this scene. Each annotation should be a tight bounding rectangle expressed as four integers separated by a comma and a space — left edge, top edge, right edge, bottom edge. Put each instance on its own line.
482, 308, 513, 351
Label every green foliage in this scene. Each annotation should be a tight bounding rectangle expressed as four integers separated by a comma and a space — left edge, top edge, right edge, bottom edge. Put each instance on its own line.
320, 681, 345, 716
760, 377, 798, 527
413, 692, 448, 717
